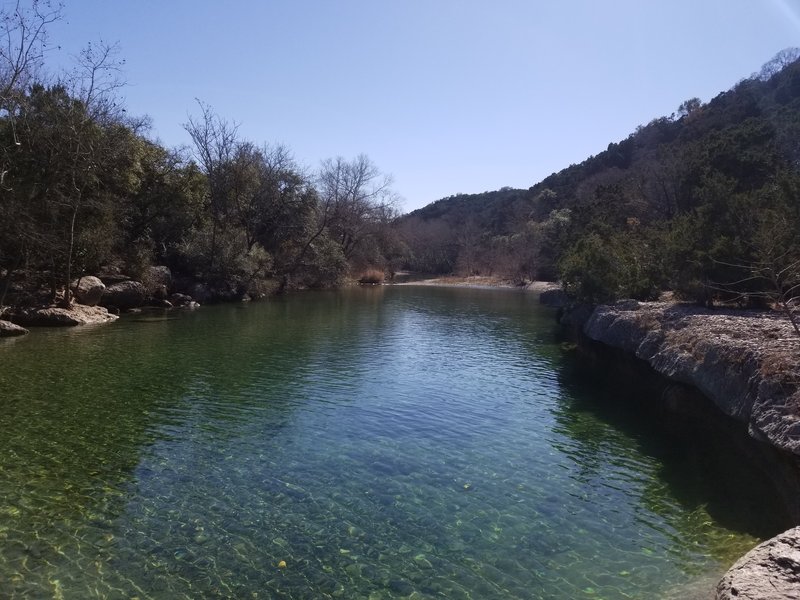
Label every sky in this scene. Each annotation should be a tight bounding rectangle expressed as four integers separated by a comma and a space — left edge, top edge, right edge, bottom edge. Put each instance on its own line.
40, 0, 800, 212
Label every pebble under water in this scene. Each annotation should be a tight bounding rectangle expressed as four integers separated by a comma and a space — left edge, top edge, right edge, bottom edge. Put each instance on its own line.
0, 286, 788, 599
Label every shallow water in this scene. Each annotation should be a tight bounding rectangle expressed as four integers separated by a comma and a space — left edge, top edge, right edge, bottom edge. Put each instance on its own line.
0, 286, 787, 599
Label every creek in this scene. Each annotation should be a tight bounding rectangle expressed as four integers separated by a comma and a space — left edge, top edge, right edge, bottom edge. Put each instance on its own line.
0, 286, 787, 598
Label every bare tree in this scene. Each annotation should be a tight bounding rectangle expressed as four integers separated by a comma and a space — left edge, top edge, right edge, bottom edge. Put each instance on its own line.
711, 255, 800, 338
0, 0, 62, 190
316, 154, 398, 260
710, 206, 800, 338
755, 47, 800, 82
68, 40, 126, 121
0, 0, 62, 103
184, 101, 239, 274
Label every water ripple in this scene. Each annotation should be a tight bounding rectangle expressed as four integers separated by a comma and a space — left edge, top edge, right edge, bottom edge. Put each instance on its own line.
0, 287, 783, 599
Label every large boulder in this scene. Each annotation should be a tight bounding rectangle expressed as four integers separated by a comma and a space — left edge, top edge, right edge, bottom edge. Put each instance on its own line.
11, 305, 118, 327
101, 280, 148, 310
717, 527, 800, 599
71, 276, 106, 306
96, 265, 130, 286
0, 319, 28, 336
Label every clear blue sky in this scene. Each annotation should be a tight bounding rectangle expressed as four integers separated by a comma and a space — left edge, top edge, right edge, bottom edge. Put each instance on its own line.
44, 0, 800, 212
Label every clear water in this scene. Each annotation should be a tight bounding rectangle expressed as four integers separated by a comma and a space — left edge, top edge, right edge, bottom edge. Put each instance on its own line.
0, 286, 787, 599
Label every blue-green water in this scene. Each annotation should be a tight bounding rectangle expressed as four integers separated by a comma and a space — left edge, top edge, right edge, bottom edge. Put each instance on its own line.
0, 286, 787, 599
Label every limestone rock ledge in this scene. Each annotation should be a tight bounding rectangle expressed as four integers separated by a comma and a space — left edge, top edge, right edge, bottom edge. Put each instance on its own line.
716, 526, 800, 599
575, 301, 800, 598
581, 301, 800, 457
10, 304, 119, 327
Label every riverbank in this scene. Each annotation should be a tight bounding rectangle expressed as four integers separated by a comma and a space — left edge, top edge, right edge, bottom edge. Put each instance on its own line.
549, 297, 800, 599
581, 301, 800, 460
394, 274, 559, 293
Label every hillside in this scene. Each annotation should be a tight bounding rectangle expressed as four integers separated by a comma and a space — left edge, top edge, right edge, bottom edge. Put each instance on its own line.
396, 49, 800, 307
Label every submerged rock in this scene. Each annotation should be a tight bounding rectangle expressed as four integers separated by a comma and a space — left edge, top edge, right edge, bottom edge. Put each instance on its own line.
717, 526, 800, 599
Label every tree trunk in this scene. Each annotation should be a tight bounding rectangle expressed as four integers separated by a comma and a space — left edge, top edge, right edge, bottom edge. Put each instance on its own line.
60, 205, 78, 308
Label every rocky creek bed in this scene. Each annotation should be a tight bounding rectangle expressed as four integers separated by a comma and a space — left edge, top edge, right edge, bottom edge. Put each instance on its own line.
547, 295, 800, 599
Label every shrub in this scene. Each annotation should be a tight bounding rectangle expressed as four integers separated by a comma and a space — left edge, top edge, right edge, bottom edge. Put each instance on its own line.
358, 268, 385, 284
560, 230, 664, 303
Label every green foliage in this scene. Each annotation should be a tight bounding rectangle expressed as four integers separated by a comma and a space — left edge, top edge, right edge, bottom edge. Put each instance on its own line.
396, 49, 800, 309
560, 228, 664, 303
0, 9, 406, 305
295, 235, 348, 288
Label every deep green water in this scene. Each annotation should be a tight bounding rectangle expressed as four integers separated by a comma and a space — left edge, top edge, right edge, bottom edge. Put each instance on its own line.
0, 286, 788, 599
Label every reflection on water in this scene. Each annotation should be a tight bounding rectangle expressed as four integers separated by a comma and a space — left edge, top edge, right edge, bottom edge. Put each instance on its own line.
0, 286, 786, 598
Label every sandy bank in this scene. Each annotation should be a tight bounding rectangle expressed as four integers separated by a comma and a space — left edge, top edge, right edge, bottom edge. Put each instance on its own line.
395, 275, 559, 293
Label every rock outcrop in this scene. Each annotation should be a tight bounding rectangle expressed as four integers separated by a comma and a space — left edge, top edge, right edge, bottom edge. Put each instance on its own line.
558, 300, 800, 599
101, 280, 148, 310
716, 527, 800, 599
169, 293, 199, 308
71, 275, 106, 306
0, 319, 28, 336
580, 301, 800, 457
10, 305, 118, 326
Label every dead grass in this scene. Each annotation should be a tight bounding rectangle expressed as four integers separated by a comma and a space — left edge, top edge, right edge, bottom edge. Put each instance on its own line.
357, 269, 385, 285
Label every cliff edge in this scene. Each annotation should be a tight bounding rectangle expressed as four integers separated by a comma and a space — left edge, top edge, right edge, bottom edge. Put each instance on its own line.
581, 301, 800, 457
562, 299, 800, 599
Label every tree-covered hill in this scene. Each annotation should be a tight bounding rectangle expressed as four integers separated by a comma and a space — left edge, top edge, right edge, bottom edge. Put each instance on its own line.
397, 49, 800, 316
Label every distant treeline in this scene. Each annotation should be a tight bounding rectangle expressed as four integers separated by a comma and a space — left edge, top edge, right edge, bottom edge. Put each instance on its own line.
0, 2, 404, 307
3, 1, 800, 318
397, 49, 800, 311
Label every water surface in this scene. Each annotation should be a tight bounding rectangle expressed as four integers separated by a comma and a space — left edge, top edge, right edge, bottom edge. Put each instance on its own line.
0, 286, 786, 598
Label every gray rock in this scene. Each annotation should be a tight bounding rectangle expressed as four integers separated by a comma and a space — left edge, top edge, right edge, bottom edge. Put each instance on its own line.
102, 280, 148, 310
96, 265, 130, 286
717, 526, 800, 599
149, 284, 169, 300
70, 275, 105, 306
149, 298, 173, 308
169, 293, 194, 307
11, 305, 118, 327
581, 302, 800, 457
0, 319, 28, 336
614, 299, 641, 311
